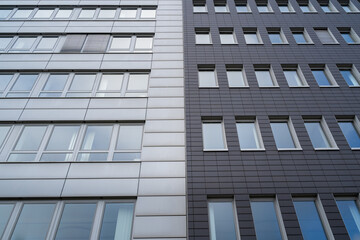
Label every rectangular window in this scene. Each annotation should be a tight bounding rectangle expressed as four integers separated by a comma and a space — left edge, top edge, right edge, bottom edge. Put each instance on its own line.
0, 37, 13, 51
282, 65, 308, 87
293, 198, 333, 240
214, 1, 230, 12
7, 74, 38, 97
267, 28, 288, 44
340, 1, 359, 12
12, 9, 33, 19
336, 199, 360, 240
298, 1, 317, 12
337, 118, 360, 149
254, 65, 278, 87
236, 0, 251, 12
0, 74, 13, 94
291, 28, 313, 44
0, 9, 12, 19
226, 65, 247, 87
140, 8, 156, 18
55, 9, 73, 19
270, 118, 301, 149
35, 37, 59, 51
277, 1, 295, 12
193, 3, 207, 12
338, 28, 360, 44
10, 37, 37, 51
78, 8, 96, 19
134, 37, 153, 50
119, 8, 137, 18
304, 117, 337, 149
250, 199, 287, 240
338, 65, 360, 86
208, 199, 239, 240
82, 35, 110, 53
109, 36, 132, 51
314, 28, 338, 44
195, 28, 212, 44
219, 28, 237, 44
98, 8, 117, 19
202, 120, 227, 150
5, 123, 143, 162
0, 200, 134, 240
310, 65, 337, 87
236, 117, 264, 150
319, 1, 338, 12
33, 9, 54, 19
244, 28, 263, 44
256, 1, 273, 12
198, 65, 218, 87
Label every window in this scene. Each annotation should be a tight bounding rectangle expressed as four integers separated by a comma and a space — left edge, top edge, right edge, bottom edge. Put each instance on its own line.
33, 9, 54, 19
298, 1, 317, 12
0, 125, 11, 148
282, 65, 308, 87
55, 9, 73, 19
35, 37, 58, 51
134, 37, 153, 50
127, 74, 149, 91
7, 74, 38, 97
10, 37, 37, 51
277, 1, 295, 12
267, 28, 288, 44
140, 9, 156, 18
338, 28, 360, 44
338, 65, 360, 86
214, 1, 229, 12
193, 2, 208, 12
0, 74, 13, 94
226, 65, 247, 87
12, 9, 33, 19
109, 37, 132, 51
0, 200, 134, 240
270, 118, 301, 149
337, 118, 360, 148
255, 65, 278, 87
78, 9, 96, 19
195, 28, 212, 44
219, 28, 237, 44
98, 9, 117, 18
250, 199, 287, 240
236, 117, 264, 150
202, 120, 227, 150
119, 8, 137, 18
244, 28, 263, 44
5, 123, 143, 162
336, 199, 360, 240
304, 117, 337, 149
198, 66, 218, 87
236, 0, 251, 12
319, 1, 339, 12
293, 198, 333, 240
291, 28, 313, 44
67, 74, 96, 97
0, 9, 12, 19
97, 74, 124, 97
208, 199, 240, 240
0, 37, 13, 51
310, 65, 337, 86
314, 28, 338, 44
340, 1, 359, 12
256, 1, 273, 12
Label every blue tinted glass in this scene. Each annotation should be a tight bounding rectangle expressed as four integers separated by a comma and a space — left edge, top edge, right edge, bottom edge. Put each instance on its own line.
294, 201, 327, 240
11, 75, 38, 91
312, 70, 331, 86
341, 70, 359, 86
342, 33, 355, 43
208, 201, 238, 240
304, 122, 331, 148
269, 33, 283, 44
236, 122, 261, 149
293, 33, 307, 43
336, 200, 360, 240
338, 122, 360, 148
271, 122, 296, 148
250, 201, 283, 240
0, 204, 14, 236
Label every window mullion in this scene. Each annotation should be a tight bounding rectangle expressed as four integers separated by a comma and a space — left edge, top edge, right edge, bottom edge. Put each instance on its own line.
72, 124, 86, 161
2, 202, 23, 240
62, 73, 74, 97
108, 124, 119, 161
35, 125, 53, 162
3, 73, 19, 96
90, 201, 105, 240
47, 201, 64, 240
92, 73, 101, 97
130, 35, 136, 52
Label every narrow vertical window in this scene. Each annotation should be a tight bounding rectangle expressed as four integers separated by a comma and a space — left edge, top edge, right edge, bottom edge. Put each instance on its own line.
270, 118, 300, 149
254, 65, 278, 87
226, 65, 247, 87
0, 126, 11, 147
310, 65, 337, 87
338, 120, 360, 148
336, 199, 360, 240
208, 200, 239, 240
338, 65, 360, 87
236, 118, 264, 150
0, 74, 13, 94
304, 118, 337, 149
114, 125, 143, 161
202, 120, 227, 150
198, 65, 218, 87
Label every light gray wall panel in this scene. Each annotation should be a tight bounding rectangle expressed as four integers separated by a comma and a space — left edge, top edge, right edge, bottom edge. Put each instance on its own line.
140, 162, 185, 178
85, 109, 146, 120
132, 216, 186, 238
0, 180, 64, 197
135, 196, 186, 215
138, 178, 186, 195
149, 78, 184, 87
148, 88, 184, 97
0, 163, 70, 179
46, 61, 101, 69
147, 98, 184, 108
26, 99, 90, 109
0, 99, 28, 109
102, 54, 152, 62
88, 98, 147, 109
50, 54, 104, 61
19, 109, 86, 121
0, 110, 22, 121
143, 133, 185, 146
67, 162, 140, 178
100, 61, 152, 70
146, 109, 184, 120
145, 120, 184, 132
141, 147, 185, 161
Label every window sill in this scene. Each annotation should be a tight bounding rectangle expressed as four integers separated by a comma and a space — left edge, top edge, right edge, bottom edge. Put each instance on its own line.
289, 85, 310, 88
318, 85, 339, 88
350, 147, 360, 150
297, 43, 315, 45
349, 85, 360, 88
345, 12, 360, 14
246, 43, 264, 45
229, 86, 249, 88
259, 86, 279, 88
240, 148, 266, 151
203, 149, 229, 152
259, 12, 274, 14
196, 43, 213, 45
271, 43, 289, 45
324, 12, 339, 13
1, 160, 141, 164
277, 148, 303, 151
281, 12, 296, 13
199, 86, 219, 88
193, 12, 209, 14
303, 12, 318, 13
347, 43, 360, 45
321, 43, 340, 45
314, 147, 339, 150
215, 12, 230, 14
237, 12, 252, 13
221, 43, 238, 45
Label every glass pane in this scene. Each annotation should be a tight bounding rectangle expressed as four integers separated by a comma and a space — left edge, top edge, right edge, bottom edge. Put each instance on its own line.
34, 9, 54, 18
270, 122, 296, 148
208, 201, 237, 240
342, 5, 351, 12
0, 74, 13, 91
98, 74, 123, 91
196, 34, 211, 44
0, 37, 13, 50
12, 9, 33, 18
304, 122, 331, 148
11, 204, 55, 240
0, 204, 14, 237
258, 5, 270, 12
255, 70, 274, 86
117, 125, 143, 150
279, 5, 290, 12
15, 126, 47, 150
11, 37, 37, 50
294, 201, 328, 240
119, 9, 137, 18
55, 203, 96, 240
78, 9, 96, 18
203, 123, 226, 149
11, 74, 37, 91
127, 74, 149, 91
0, 126, 11, 147
227, 71, 245, 87
341, 70, 359, 86
40, 153, 73, 162
55, 9, 73, 18
284, 70, 303, 86
214, 6, 228, 12
77, 153, 108, 161
43, 74, 68, 91
220, 34, 235, 44
293, 33, 307, 43
0, 9, 12, 19
244, 33, 260, 44
99, 203, 134, 240
110, 37, 131, 50
312, 70, 331, 86
269, 33, 283, 44
236, 122, 261, 149
194, 6, 207, 12
8, 153, 37, 162
36, 37, 58, 50
81, 126, 112, 150
98, 9, 116, 18
338, 122, 360, 148
69, 74, 96, 91
236, 5, 249, 12
342, 33, 355, 44
140, 9, 156, 18
336, 200, 360, 240
199, 71, 217, 87
321, 5, 331, 12
300, 5, 311, 12
135, 38, 153, 49
250, 201, 283, 240
46, 126, 80, 150
113, 152, 141, 161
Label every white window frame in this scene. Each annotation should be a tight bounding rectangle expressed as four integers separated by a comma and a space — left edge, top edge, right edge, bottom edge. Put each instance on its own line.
0, 8, 15, 20
243, 29, 263, 44
267, 29, 289, 44
10, 8, 35, 19
338, 64, 360, 87
256, 2, 274, 12
226, 65, 249, 87
319, 1, 339, 13
282, 65, 309, 87
236, 117, 265, 151
198, 67, 219, 88
314, 28, 339, 44
193, 4, 208, 13
337, 117, 360, 150
303, 117, 339, 150
310, 65, 339, 87
236, 2, 252, 12
341, 1, 360, 12
219, 29, 238, 44
291, 28, 314, 44
195, 29, 212, 44
278, 3, 296, 12
339, 28, 360, 44
270, 118, 302, 150
254, 65, 279, 87
214, 3, 230, 13
202, 120, 228, 151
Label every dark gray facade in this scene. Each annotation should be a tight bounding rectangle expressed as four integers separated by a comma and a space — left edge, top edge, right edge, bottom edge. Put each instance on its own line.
184, 0, 360, 239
